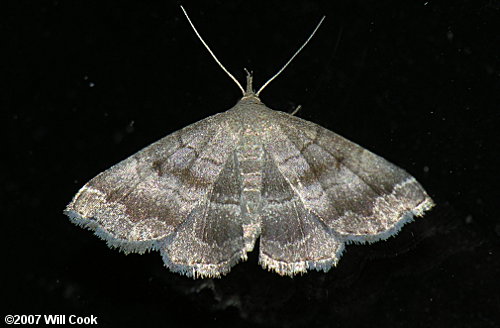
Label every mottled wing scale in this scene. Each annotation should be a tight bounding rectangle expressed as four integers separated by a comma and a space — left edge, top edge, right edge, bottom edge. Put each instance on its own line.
253, 111, 433, 275
268, 111, 434, 244
259, 152, 344, 275
65, 112, 249, 277
162, 152, 246, 278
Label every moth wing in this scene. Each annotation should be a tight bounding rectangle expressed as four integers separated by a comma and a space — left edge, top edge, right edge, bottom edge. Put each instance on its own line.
259, 152, 344, 276
65, 112, 247, 277
265, 111, 434, 245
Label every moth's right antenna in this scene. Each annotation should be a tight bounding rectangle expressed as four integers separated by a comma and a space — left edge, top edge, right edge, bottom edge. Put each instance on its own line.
256, 16, 326, 97
181, 6, 245, 96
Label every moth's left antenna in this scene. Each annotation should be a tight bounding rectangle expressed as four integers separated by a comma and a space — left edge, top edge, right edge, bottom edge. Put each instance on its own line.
256, 16, 325, 97
181, 6, 245, 95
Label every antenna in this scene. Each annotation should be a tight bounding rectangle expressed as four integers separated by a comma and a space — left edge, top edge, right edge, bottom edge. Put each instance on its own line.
256, 16, 326, 97
180, 6, 245, 95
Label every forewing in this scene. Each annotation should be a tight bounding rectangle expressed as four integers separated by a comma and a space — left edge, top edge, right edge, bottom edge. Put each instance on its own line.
65, 112, 241, 254
268, 111, 434, 244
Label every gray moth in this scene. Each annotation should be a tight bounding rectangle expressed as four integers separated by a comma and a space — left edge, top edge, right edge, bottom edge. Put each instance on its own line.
65, 8, 434, 278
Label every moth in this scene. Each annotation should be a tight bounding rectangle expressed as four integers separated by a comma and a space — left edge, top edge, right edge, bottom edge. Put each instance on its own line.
65, 7, 434, 278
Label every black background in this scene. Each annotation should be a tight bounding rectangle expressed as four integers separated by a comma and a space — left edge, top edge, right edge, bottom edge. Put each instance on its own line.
4, 0, 499, 327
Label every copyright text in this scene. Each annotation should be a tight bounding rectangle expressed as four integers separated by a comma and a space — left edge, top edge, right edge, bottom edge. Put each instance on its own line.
5, 314, 98, 325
